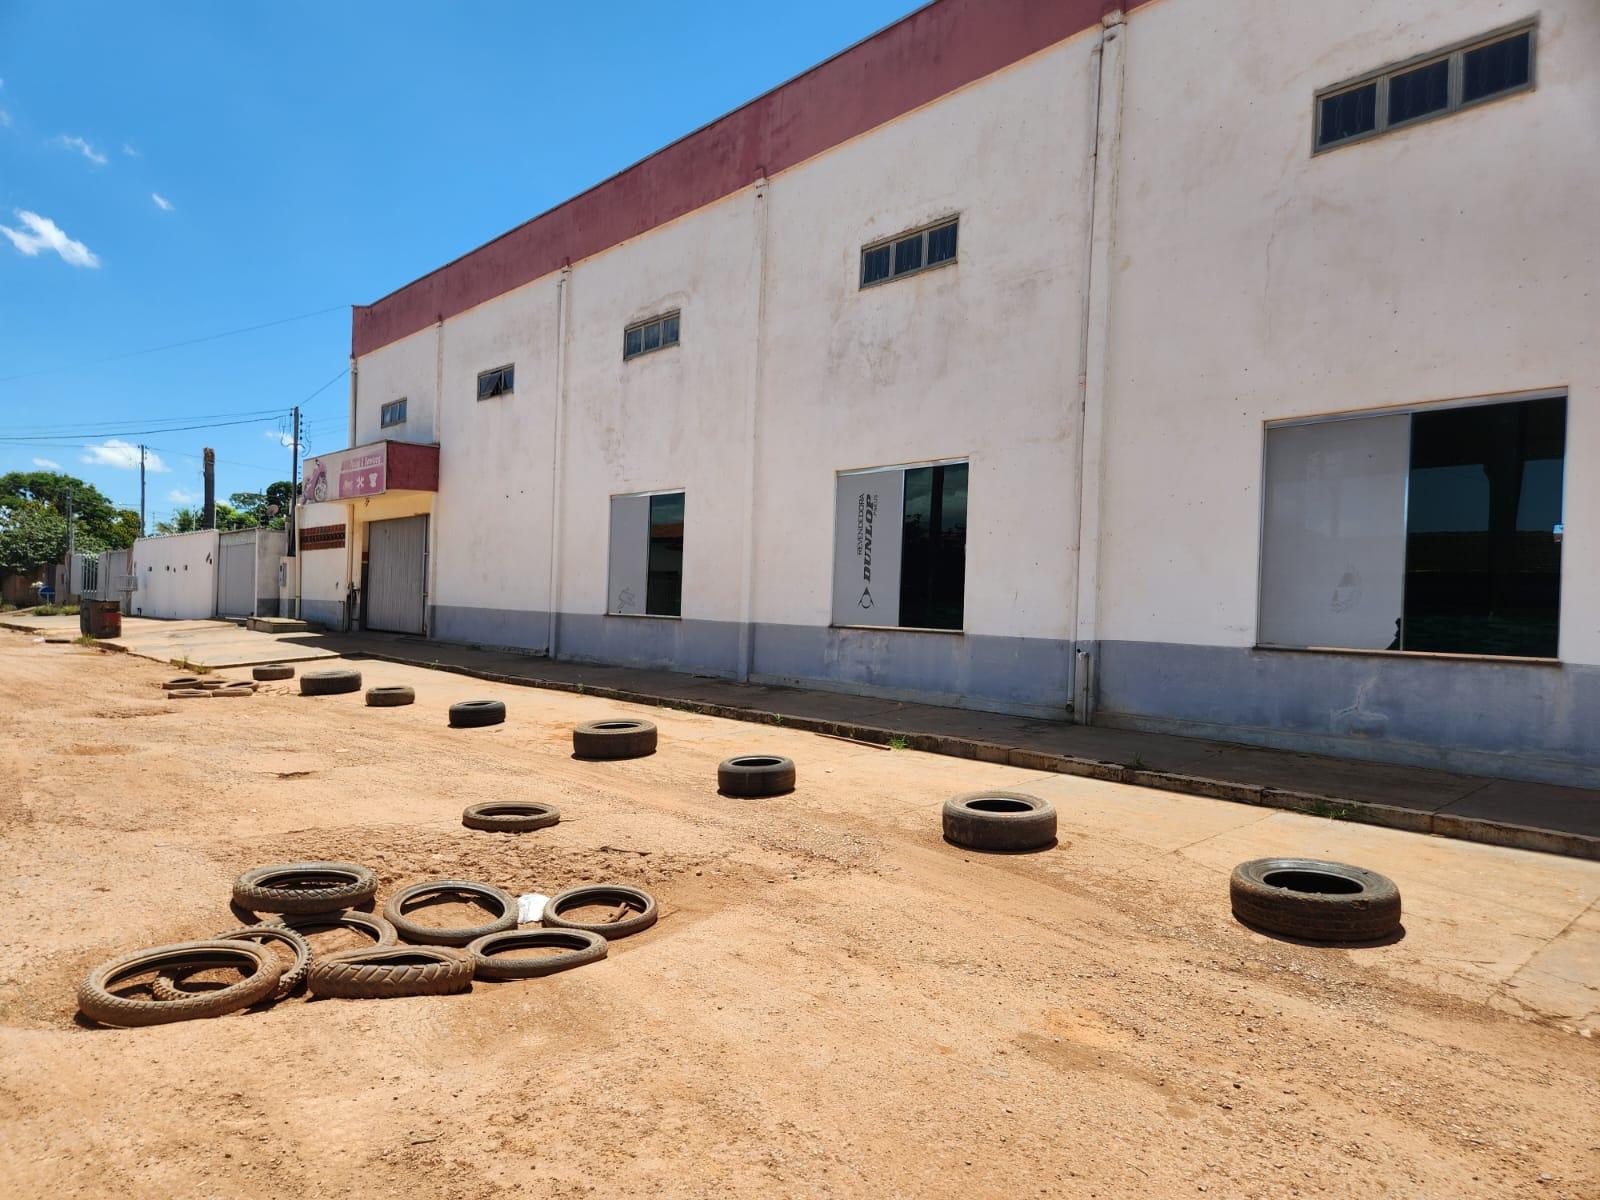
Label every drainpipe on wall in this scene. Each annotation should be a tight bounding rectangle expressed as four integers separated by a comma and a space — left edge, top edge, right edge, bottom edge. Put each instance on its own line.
737, 171, 771, 682
1070, 9, 1126, 724
545, 266, 573, 660
336, 357, 357, 630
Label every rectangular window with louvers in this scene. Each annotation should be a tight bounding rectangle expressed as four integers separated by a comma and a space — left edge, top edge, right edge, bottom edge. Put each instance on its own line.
624, 311, 680, 361
1314, 22, 1535, 153
860, 218, 959, 289
380, 398, 407, 428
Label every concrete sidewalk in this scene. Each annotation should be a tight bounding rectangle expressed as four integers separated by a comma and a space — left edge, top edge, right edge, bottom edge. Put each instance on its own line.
294, 629, 1598, 860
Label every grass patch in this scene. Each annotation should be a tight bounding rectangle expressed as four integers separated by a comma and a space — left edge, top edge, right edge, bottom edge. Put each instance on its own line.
888, 735, 910, 751
28, 603, 79, 617
74, 634, 98, 646
168, 656, 212, 675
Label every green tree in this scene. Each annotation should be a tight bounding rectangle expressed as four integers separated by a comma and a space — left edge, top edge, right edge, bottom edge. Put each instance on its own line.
227, 481, 294, 529
0, 501, 68, 573
0, 471, 138, 550
155, 507, 202, 535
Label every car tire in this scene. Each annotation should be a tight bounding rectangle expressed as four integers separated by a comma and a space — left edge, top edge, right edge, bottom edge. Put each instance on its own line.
307, 946, 473, 999
462, 801, 561, 833
233, 862, 378, 915
466, 929, 608, 980
543, 884, 658, 940
153, 924, 312, 1002
572, 719, 657, 760
77, 940, 281, 1027
213, 681, 256, 698
449, 699, 505, 728
269, 908, 398, 948
383, 879, 518, 947
1230, 858, 1401, 943
717, 755, 796, 797
942, 791, 1057, 852
253, 664, 295, 681
162, 676, 204, 690
301, 668, 361, 696
366, 685, 415, 707
167, 688, 210, 699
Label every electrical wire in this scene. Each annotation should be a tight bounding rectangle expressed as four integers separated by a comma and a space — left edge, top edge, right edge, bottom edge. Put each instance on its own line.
0, 305, 347, 383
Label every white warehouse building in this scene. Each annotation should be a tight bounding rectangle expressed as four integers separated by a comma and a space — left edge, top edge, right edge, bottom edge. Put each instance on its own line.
299, 0, 1597, 788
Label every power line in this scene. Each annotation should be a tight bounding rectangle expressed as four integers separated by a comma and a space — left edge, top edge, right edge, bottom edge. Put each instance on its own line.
0, 304, 348, 383
0, 414, 285, 443
3, 406, 284, 435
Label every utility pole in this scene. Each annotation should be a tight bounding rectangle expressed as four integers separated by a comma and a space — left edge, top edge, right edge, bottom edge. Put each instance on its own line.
287, 405, 300, 556
139, 444, 146, 536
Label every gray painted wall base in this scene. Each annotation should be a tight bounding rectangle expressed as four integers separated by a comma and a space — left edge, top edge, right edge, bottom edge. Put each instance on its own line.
1092, 639, 1600, 788
426, 604, 1074, 716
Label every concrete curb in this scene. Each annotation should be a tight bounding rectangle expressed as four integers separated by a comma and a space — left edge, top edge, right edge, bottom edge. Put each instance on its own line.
339, 648, 1599, 862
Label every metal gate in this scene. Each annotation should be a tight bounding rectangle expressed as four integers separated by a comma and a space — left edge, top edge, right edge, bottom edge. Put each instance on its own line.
218, 531, 256, 618
365, 516, 428, 634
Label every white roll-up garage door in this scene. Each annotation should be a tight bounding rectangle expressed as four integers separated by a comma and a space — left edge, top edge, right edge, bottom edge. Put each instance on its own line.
366, 516, 428, 635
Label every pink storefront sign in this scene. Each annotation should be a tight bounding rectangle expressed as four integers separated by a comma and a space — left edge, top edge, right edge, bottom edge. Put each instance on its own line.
337, 450, 387, 499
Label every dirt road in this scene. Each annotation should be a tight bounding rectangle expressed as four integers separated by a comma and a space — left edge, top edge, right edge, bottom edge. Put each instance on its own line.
0, 632, 1595, 1198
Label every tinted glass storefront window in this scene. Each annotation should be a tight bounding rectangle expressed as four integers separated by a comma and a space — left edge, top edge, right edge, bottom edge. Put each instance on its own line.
646, 491, 685, 618
1402, 397, 1564, 657
899, 463, 968, 630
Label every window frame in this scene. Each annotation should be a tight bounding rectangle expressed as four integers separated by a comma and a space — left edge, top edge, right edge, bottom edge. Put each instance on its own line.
607, 486, 686, 619
476, 364, 514, 401
1312, 18, 1537, 155
859, 217, 960, 290
831, 455, 969, 634
623, 310, 681, 362
379, 398, 407, 429
1254, 386, 1568, 661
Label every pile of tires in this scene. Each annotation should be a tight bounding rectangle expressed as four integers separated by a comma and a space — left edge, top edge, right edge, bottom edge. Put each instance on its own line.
75, 858, 656, 1026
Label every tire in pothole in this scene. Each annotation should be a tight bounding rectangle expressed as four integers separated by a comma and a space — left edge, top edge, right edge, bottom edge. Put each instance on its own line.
942, 791, 1057, 852
300, 668, 362, 696
252, 663, 295, 681
307, 946, 473, 998
449, 699, 505, 728
466, 929, 608, 980
366, 685, 415, 707
153, 924, 312, 1002
77, 940, 281, 1027
232, 862, 378, 915
461, 801, 560, 833
542, 884, 658, 940
717, 755, 796, 797
383, 879, 517, 946
270, 908, 398, 948
1230, 858, 1401, 943
572, 719, 657, 760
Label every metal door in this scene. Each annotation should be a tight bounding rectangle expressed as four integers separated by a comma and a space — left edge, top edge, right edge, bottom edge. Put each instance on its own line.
218, 531, 256, 618
365, 516, 428, 634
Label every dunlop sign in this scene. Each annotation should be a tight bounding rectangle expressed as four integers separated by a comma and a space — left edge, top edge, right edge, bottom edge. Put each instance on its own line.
832, 469, 904, 628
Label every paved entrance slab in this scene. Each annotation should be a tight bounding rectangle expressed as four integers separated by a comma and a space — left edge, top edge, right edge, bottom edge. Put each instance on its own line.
0, 613, 336, 668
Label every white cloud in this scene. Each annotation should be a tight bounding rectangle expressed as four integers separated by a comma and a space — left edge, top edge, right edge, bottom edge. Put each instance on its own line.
0, 210, 100, 268
81, 439, 167, 472
151, 192, 173, 212
265, 429, 296, 448
0, 110, 11, 128
32, 457, 61, 470
167, 488, 197, 504
58, 134, 107, 165
121, 143, 140, 157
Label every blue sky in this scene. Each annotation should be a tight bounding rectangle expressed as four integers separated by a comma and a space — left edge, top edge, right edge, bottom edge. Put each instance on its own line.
0, 0, 917, 525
